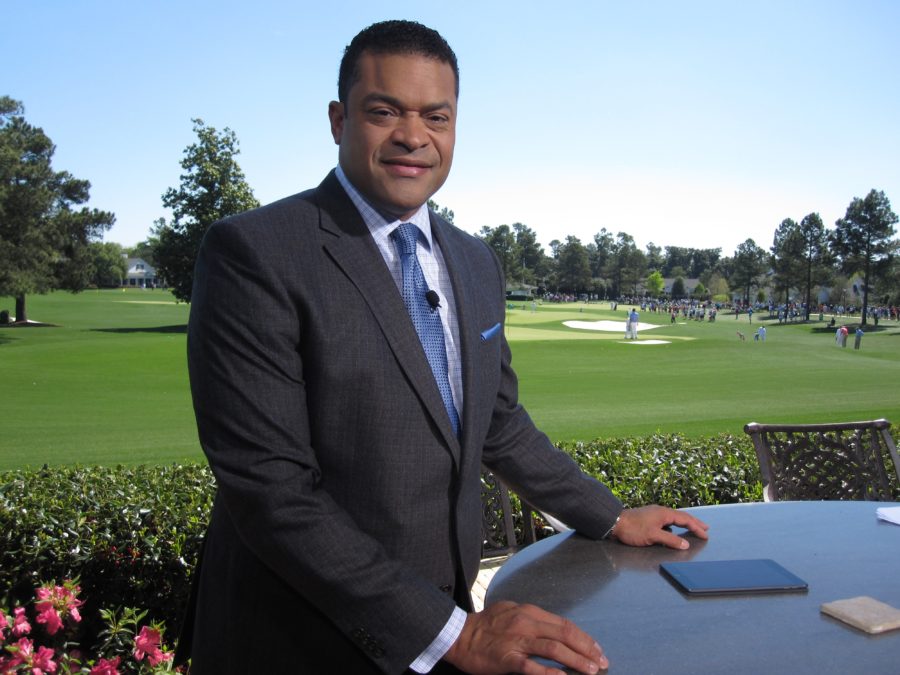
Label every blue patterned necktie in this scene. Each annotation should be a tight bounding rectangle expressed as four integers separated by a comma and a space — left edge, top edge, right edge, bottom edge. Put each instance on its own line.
392, 223, 460, 436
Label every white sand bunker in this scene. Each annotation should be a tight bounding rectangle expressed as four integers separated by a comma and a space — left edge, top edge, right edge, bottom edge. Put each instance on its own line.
564, 320, 660, 332
563, 320, 670, 344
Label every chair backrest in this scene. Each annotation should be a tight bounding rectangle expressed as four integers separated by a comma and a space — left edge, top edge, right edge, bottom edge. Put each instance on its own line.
743, 419, 900, 502
480, 468, 536, 558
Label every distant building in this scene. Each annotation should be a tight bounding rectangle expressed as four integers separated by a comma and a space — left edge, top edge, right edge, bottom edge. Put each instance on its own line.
123, 257, 159, 288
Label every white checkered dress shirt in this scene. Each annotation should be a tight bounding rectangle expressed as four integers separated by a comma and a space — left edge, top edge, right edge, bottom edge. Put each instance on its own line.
334, 167, 468, 672
334, 167, 463, 418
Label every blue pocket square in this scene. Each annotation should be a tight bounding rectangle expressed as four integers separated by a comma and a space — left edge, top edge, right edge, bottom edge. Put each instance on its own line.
480, 322, 502, 341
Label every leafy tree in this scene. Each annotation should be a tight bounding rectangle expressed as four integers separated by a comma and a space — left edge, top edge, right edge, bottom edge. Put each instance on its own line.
693, 281, 707, 299
478, 224, 517, 283
691, 248, 722, 279
154, 118, 259, 303
663, 246, 720, 278
645, 270, 665, 297
588, 228, 614, 278
589, 277, 607, 299
663, 246, 692, 277
668, 265, 688, 280
556, 236, 591, 294
770, 218, 803, 304
831, 189, 898, 325
0, 96, 114, 322
603, 232, 646, 297
795, 213, 833, 319
713, 255, 735, 287
427, 199, 454, 224
770, 214, 831, 317
706, 272, 730, 301
89, 241, 127, 287
670, 277, 686, 298
512, 222, 547, 285
729, 239, 767, 304
128, 235, 160, 267
645, 242, 664, 272
885, 255, 900, 305
548, 239, 562, 259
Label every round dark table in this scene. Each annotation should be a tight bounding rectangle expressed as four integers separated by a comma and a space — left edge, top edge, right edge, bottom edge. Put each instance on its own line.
485, 501, 900, 674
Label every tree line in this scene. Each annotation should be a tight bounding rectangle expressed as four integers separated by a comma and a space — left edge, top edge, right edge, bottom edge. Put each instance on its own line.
474, 199, 898, 325
2, 96, 897, 326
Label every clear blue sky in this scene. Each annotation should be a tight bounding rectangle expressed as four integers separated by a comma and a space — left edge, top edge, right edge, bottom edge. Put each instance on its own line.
4, 0, 899, 256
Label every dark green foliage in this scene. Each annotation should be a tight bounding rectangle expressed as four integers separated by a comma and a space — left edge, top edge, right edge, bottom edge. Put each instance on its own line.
558, 433, 763, 507
0, 464, 214, 651
831, 189, 898, 325
0, 96, 115, 322
3, 427, 893, 647
153, 119, 259, 303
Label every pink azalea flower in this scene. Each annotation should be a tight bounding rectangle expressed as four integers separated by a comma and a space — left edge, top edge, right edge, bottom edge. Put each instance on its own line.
89, 656, 121, 675
133, 625, 171, 665
34, 584, 83, 636
0, 608, 9, 631
3, 636, 33, 669
31, 645, 57, 674
34, 606, 63, 636
12, 607, 31, 636
61, 586, 83, 625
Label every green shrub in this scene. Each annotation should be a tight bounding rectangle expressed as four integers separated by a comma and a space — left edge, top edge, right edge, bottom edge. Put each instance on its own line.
0, 433, 766, 649
558, 433, 763, 507
0, 464, 214, 652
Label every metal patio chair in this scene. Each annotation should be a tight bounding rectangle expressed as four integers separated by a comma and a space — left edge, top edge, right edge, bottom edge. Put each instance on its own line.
475, 469, 538, 609
743, 419, 900, 502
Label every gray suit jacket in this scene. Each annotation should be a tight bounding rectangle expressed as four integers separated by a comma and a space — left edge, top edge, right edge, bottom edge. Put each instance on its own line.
183, 171, 623, 674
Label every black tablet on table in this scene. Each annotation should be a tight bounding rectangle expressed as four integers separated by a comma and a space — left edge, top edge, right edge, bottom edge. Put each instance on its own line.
660, 559, 808, 595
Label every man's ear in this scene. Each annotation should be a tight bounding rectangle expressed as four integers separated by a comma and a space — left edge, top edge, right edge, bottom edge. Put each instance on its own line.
328, 101, 345, 145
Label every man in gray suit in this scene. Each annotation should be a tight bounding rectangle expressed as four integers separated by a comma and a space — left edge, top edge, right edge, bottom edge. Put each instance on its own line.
181, 19, 708, 674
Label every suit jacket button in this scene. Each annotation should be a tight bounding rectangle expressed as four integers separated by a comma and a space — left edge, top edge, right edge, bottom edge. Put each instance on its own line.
440, 584, 453, 594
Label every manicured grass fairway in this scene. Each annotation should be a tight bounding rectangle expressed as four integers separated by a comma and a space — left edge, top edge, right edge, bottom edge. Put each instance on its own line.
507, 303, 900, 441
1, 290, 196, 469
1, 291, 898, 469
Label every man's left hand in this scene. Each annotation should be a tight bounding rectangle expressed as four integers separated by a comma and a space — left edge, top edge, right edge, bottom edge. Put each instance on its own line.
611, 505, 709, 549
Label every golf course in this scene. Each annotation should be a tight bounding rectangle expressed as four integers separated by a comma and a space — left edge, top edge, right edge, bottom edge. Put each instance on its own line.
1, 290, 898, 470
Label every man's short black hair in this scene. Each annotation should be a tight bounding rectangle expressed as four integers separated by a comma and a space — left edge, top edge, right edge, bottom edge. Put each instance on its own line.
338, 20, 459, 103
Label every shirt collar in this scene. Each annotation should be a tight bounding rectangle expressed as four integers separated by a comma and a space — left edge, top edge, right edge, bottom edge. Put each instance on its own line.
335, 165, 433, 250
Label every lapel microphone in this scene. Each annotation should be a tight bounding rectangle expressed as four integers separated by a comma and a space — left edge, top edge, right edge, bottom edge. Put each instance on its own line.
425, 290, 441, 311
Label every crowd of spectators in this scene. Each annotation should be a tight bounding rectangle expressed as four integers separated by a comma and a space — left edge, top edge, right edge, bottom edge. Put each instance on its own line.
515, 292, 899, 327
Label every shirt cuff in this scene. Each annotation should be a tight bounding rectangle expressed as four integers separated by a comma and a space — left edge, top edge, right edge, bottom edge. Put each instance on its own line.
409, 606, 467, 673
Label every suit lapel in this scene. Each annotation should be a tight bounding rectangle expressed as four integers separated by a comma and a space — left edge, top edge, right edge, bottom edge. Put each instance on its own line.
430, 214, 483, 468
314, 173, 461, 463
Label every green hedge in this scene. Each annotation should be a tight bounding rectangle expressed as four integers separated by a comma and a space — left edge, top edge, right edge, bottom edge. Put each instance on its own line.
0, 464, 213, 652
0, 434, 762, 648
559, 433, 762, 506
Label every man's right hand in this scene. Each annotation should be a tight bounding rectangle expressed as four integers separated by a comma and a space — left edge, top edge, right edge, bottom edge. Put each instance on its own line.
442, 601, 608, 674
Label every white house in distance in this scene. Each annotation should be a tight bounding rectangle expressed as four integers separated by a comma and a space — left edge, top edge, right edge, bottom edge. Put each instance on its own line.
123, 257, 159, 288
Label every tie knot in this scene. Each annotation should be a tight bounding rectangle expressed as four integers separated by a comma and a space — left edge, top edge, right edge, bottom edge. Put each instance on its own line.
392, 223, 419, 257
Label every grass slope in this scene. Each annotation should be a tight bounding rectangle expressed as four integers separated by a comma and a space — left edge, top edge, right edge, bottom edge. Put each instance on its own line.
1, 292, 898, 469
506, 302, 900, 440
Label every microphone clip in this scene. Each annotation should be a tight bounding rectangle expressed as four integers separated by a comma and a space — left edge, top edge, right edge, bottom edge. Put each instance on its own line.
425, 290, 441, 312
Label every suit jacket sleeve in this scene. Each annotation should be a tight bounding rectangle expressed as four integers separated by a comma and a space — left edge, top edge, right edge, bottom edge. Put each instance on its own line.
472, 241, 624, 538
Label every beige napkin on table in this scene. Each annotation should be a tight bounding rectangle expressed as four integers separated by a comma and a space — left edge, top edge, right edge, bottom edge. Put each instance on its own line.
821, 596, 900, 634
